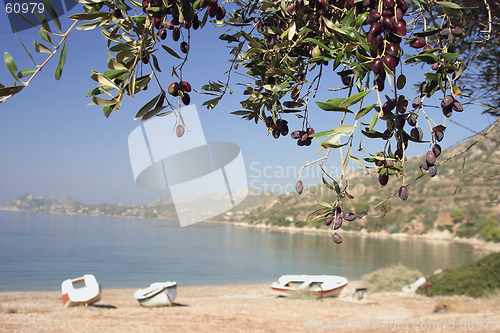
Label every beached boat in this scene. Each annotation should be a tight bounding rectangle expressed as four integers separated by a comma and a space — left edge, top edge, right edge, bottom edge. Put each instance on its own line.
61, 274, 102, 308
134, 282, 177, 307
271, 275, 348, 297
402, 277, 426, 294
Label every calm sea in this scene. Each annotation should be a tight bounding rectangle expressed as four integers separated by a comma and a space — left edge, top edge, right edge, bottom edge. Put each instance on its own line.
0, 211, 488, 292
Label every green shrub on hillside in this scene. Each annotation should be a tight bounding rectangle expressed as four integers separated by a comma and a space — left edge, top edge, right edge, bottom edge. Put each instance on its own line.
451, 210, 465, 223
420, 252, 500, 298
362, 264, 423, 292
480, 217, 500, 242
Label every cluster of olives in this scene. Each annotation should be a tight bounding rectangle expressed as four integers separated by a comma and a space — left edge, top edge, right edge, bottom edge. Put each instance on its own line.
421, 144, 441, 177
290, 128, 315, 146
365, 0, 409, 91
325, 205, 357, 244
134, 0, 225, 62
168, 80, 192, 105
265, 117, 290, 139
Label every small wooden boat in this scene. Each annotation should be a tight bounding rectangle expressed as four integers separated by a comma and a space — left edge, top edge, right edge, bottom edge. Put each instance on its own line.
61, 274, 102, 308
271, 275, 348, 297
134, 282, 177, 307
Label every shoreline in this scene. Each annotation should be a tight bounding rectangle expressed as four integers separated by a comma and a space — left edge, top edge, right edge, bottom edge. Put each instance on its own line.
1, 283, 498, 333
3, 208, 499, 253
230, 221, 500, 253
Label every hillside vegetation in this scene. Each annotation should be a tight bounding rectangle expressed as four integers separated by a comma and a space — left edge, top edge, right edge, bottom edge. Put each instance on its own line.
420, 252, 500, 298
241, 126, 500, 242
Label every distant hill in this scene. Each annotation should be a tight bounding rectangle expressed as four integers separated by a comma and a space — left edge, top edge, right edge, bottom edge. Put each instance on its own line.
0, 193, 81, 211
0, 189, 274, 222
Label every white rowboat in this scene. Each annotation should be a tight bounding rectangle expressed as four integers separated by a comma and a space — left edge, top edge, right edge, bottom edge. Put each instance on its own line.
61, 274, 102, 308
271, 275, 348, 297
134, 282, 177, 307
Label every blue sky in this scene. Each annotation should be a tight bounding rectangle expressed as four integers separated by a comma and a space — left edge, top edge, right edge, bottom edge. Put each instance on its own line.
0, 5, 495, 206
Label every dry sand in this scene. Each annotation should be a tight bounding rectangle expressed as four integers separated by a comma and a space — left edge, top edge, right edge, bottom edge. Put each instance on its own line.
1, 282, 499, 333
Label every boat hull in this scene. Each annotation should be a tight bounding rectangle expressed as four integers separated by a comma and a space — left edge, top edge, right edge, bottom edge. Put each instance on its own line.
134, 282, 177, 307
61, 275, 102, 308
270, 275, 348, 298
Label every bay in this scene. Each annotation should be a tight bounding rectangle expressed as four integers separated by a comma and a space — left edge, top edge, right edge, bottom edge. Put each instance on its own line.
0, 211, 488, 292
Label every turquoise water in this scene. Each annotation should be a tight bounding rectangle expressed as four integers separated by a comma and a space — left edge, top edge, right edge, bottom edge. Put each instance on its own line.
0, 211, 488, 292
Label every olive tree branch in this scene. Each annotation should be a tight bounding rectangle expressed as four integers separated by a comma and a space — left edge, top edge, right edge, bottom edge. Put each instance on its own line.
0, 20, 79, 104
359, 105, 500, 219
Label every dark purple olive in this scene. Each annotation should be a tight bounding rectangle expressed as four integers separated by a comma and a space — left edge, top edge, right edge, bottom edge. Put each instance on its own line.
382, 16, 395, 31
395, 149, 403, 160
216, 5, 226, 20
395, 8, 403, 20
387, 32, 402, 43
375, 76, 385, 91
181, 93, 190, 105
441, 95, 454, 108
383, 55, 396, 71
429, 165, 438, 177
382, 9, 392, 16
451, 26, 463, 36
435, 131, 444, 142
379, 174, 389, 186
412, 96, 421, 109
290, 130, 301, 139
307, 127, 315, 136
176, 125, 185, 138
398, 186, 408, 200
331, 233, 343, 244
410, 127, 423, 141
113, 9, 123, 18
400, 0, 408, 12
395, 115, 405, 130
369, 11, 381, 21
372, 58, 383, 74
452, 100, 463, 112
325, 217, 334, 226
386, 43, 398, 57
407, 114, 417, 127
333, 216, 343, 230
180, 41, 189, 54
438, 28, 450, 38
280, 124, 289, 136
192, 16, 200, 30
426, 151, 436, 165
342, 211, 356, 221
159, 29, 167, 40
295, 180, 304, 194
272, 128, 280, 139
442, 106, 453, 118
172, 28, 180, 41
432, 144, 442, 158
208, 3, 217, 17
384, 0, 394, 7
410, 39, 426, 48
422, 155, 430, 170
370, 21, 382, 34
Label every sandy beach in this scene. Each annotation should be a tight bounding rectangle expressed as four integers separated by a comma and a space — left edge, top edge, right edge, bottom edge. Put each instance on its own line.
1, 282, 499, 333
